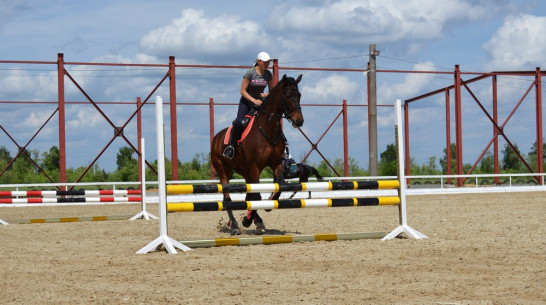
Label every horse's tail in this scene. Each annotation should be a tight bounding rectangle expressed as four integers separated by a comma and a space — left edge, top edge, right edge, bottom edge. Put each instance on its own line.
308, 165, 324, 181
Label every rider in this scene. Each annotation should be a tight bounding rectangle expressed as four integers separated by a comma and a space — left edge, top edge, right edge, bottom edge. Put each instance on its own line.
282, 146, 298, 178
223, 51, 274, 159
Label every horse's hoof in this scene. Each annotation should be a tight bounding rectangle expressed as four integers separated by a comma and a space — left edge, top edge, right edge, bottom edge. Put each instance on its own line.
242, 211, 253, 227
228, 220, 241, 235
255, 220, 266, 232
242, 216, 252, 228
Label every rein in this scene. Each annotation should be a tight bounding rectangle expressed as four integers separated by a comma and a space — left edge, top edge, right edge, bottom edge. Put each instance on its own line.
255, 82, 299, 148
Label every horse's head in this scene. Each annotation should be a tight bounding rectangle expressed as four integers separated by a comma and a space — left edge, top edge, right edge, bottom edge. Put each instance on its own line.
280, 74, 304, 128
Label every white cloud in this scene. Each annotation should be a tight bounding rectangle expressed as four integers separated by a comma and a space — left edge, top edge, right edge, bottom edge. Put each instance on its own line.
267, 0, 492, 46
0, 69, 33, 95
19, 111, 54, 129
378, 61, 438, 103
139, 9, 271, 62
301, 74, 358, 103
67, 109, 103, 128
0, 69, 57, 100
483, 14, 546, 70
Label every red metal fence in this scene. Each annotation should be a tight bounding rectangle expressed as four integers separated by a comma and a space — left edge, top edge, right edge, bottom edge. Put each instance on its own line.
1, 54, 544, 187
0, 54, 370, 185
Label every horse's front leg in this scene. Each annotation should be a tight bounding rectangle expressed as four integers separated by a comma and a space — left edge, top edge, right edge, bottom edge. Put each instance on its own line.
242, 191, 262, 229
241, 168, 266, 232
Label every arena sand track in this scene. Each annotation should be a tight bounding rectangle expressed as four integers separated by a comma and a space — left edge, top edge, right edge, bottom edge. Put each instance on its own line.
0, 192, 544, 304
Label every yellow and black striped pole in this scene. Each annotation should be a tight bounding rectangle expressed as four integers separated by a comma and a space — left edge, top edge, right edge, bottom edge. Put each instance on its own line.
167, 180, 399, 194
168, 196, 400, 213
179, 232, 387, 248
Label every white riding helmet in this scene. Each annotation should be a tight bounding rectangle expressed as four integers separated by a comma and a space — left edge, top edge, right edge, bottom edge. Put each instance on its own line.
256, 52, 271, 62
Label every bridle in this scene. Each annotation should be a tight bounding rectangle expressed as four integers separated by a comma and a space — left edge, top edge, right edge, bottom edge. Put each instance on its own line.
259, 83, 301, 124
280, 86, 302, 125
256, 81, 301, 146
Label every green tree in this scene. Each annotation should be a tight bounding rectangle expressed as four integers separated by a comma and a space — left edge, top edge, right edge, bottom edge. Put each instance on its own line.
348, 157, 368, 176
0, 146, 11, 163
110, 146, 139, 181
10, 149, 37, 183
0, 146, 12, 174
179, 153, 212, 180
502, 143, 523, 171
379, 143, 397, 176
439, 143, 456, 174
420, 156, 439, 175
41, 146, 60, 172
316, 160, 334, 177
116, 146, 137, 170
478, 150, 494, 173
526, 140, 546, 172
332, 158, 345, 176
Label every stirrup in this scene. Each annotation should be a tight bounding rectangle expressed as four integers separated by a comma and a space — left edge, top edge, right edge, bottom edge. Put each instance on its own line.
223, 145, 235, 159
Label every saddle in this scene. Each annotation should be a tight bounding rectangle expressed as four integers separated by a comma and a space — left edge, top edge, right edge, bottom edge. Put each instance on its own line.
223, 114, 256, 145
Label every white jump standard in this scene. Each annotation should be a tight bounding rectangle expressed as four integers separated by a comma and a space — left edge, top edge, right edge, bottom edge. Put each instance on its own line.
136, 96, 191, 254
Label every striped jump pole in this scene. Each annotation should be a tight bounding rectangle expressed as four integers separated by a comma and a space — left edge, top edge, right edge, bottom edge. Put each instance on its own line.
0, 189, 141, 197
179, 232, 387, 248
168, 196, 400, 213
0, 197, 142, 204
5, 214, 134, 225
167, 180, 400, 195
0, 189, 141, 207
1, 190, 140, 223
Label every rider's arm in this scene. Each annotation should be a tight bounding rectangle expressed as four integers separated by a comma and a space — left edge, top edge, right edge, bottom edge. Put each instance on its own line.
260, 80, 273, 99
241, 78, 262, 106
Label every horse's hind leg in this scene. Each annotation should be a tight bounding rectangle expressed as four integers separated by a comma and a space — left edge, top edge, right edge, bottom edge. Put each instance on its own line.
253, 212, 265, 232
252, 184, 266, 232
244, 210, 265, 232
223, 193, 241, 235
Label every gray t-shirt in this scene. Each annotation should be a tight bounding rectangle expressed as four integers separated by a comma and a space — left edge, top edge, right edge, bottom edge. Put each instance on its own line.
243, 67, 273, 99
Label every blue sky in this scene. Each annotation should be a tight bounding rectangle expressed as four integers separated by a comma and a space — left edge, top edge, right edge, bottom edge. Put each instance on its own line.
1, 0, 545, 173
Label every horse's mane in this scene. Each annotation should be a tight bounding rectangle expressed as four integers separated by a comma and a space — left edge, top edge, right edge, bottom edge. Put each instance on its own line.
263, 75, 296, 104
264, 77, 284, 101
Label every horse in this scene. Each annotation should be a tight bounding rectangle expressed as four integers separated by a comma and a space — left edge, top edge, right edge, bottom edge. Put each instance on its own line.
283, 163, 324, 199
210, 74, 304, 235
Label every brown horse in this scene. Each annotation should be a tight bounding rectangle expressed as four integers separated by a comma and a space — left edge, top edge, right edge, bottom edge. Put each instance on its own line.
211, 74, 304, 235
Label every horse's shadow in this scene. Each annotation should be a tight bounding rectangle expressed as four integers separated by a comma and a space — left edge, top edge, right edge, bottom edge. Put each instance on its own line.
243, 228, 300, 236
218, 221, 299, 236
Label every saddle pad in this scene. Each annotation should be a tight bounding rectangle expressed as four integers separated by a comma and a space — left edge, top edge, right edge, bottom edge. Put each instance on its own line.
223, 115, 255, 145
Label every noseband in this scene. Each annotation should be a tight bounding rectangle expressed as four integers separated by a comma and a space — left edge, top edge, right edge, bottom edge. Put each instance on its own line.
281, 86, 301, 124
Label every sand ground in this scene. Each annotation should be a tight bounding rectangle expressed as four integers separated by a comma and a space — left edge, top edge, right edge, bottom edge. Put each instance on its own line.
0, 192, 544, 304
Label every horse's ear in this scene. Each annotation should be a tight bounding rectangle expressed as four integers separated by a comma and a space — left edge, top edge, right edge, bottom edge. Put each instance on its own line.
282, 74, 287, 82
295, 74, 302, 84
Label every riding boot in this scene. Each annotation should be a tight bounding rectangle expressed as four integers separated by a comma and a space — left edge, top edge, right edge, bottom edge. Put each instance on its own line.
223, 120, 242, 159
